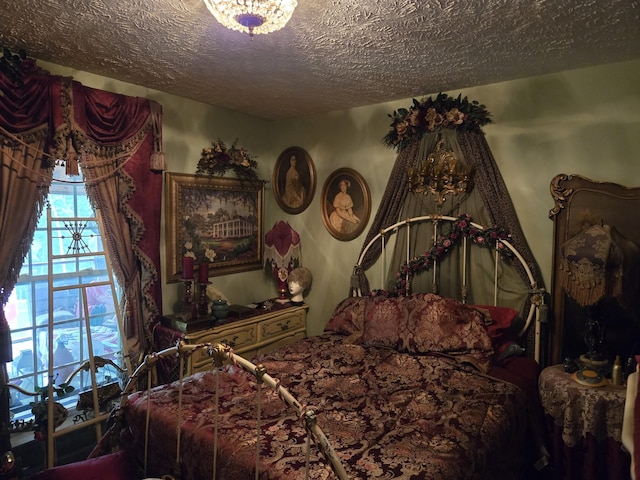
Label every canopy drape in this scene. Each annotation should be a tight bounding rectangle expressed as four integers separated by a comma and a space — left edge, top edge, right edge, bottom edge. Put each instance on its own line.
353, 96, 544, 357
353, 129, 541, 296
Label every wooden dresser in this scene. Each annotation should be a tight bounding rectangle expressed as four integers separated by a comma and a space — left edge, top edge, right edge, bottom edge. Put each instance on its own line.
160, 303, 308, 375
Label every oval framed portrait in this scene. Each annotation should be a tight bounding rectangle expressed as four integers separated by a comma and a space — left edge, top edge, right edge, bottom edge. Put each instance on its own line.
321, 168, 371, 241
272, 146, 316, 214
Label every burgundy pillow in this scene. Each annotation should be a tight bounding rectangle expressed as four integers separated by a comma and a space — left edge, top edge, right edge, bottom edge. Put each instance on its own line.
404, 295, 493, 355
30, 450, 132, 480
361, 295, 407, 348
325, 296, 367, 335
362, 294, 495, 371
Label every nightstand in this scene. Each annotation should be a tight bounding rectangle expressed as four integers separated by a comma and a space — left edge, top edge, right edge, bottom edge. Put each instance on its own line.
539, 364, 631, 480
155, 303, 308, 380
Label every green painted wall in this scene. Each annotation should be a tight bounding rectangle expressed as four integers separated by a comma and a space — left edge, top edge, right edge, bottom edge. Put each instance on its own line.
39, 58, 640, 338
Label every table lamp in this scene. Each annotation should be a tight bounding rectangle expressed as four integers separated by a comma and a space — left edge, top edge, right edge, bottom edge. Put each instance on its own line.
264, 221, 301, 303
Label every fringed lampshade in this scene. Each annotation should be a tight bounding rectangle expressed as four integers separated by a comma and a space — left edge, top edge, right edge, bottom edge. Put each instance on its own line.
559, 223, 628, 366
264, 221, 301, 302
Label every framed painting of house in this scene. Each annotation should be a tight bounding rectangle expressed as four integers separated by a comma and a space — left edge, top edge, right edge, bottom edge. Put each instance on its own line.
272, 146, 316, 214
165, 172, 264, 282
321, 168, 371, 241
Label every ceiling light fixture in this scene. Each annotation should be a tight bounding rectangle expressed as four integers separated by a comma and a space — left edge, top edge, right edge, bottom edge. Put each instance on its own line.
203, 0, 297, 37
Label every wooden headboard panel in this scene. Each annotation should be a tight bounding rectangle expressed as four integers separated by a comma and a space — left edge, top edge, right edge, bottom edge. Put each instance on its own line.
549, 174, 640, 365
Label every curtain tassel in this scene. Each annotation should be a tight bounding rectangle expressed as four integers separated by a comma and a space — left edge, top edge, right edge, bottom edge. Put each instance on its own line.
150, 151, 166, 172
65, 138, 79, 176
350, 266, 363, 297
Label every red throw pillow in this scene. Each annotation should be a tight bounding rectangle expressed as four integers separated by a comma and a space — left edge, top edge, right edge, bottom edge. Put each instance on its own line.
30, 450, 132, 480
470, 304, 520, 355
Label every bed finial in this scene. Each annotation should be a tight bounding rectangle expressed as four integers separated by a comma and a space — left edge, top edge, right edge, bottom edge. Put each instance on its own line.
208, 343, 228, 369
350, 265, 363, 297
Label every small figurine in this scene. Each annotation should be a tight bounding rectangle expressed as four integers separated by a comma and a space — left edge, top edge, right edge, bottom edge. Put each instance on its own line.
287, 267, 312, 305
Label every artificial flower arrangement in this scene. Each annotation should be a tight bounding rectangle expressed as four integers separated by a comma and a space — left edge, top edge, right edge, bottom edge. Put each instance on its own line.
383, 93, 492, 152
183, 241, 217, 264
371, 214, 514, 297
196, 138, 259, 180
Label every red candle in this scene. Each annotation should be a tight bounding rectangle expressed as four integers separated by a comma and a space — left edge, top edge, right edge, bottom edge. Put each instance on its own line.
182, 256, 194, 280
198, 262, 209, 283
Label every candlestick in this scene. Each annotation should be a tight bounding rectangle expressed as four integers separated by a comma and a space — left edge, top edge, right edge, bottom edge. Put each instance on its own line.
182, 279, 193, 313
198, 282, 210, 316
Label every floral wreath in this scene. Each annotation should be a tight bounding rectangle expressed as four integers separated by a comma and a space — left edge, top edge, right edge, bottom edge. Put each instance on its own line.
196, 139, 259, 180
371, 214, 514, 297
382, 93, 492, 152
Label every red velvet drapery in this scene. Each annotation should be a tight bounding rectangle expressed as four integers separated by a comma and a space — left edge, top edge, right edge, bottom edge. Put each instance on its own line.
0, 59, 164, 360
60, 79, 164, 351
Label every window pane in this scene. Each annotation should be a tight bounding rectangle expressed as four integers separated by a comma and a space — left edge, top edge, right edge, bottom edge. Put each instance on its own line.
8, 167, 124, 425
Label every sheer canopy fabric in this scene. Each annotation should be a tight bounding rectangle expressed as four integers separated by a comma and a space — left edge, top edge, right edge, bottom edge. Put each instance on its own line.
353, 128, 544, 353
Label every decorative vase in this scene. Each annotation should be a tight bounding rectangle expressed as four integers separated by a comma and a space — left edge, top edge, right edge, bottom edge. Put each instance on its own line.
211, 299, 229, 320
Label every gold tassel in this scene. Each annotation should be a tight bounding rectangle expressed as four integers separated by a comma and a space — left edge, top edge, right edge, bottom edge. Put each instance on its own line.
65, 138, 79, 176
150, 152, 166, 172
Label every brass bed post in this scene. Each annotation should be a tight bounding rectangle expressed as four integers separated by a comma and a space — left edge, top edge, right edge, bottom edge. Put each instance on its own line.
381, 231, 386, 291
462, 235, 468, 303
432, 218, 439, 294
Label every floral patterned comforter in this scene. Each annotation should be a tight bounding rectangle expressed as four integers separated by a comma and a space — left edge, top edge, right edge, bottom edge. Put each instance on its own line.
124, 333, 529, 480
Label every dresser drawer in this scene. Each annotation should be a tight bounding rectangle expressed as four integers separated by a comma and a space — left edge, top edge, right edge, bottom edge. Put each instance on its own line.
259, 311, 305, 341
256, 331, 306, 356
190, 324, 257, 365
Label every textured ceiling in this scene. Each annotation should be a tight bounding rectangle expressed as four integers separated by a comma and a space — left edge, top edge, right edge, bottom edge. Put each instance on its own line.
1, 0, 639, 119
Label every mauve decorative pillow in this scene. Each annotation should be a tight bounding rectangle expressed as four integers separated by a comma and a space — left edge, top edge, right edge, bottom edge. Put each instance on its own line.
361, 293, 495, 371
404, 294, 494, 356
324, 296, 367, 335
361, 293, 428, 349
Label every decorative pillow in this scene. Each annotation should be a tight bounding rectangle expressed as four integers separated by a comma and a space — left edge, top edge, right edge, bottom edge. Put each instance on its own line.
30, 450, 132, 480
403, 295, 493, 355
470, 304, 520, 355
324, 296, 367, 335
362, 293, 495, 371
361, 295, 414, 349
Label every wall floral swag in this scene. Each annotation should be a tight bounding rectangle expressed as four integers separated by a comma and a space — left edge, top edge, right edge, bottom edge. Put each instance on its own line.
196, 139, 259, 180
383, 93, 492, 152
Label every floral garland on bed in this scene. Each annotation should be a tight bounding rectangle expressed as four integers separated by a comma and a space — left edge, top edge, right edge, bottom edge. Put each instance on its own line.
382, 93, 492, 152
371, 214, 514, 297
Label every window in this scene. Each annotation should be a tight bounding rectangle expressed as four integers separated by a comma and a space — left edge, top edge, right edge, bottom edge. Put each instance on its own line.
6, 167, 125, 422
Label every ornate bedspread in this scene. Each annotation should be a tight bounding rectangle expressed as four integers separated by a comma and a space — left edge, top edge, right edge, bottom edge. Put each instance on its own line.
123, 332, 529, 479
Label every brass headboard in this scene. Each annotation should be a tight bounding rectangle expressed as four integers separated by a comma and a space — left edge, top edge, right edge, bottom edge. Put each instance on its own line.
549, 174, 640, 365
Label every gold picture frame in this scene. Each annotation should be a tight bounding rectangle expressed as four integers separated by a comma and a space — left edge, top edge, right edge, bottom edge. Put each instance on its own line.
272, 146, 316, 214
321, 168, 371, 241
165, 172, 264, 282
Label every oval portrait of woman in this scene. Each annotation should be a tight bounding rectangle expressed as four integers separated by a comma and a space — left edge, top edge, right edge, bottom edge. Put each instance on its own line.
321, 168, 371, 241
273, 146, 316, 214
